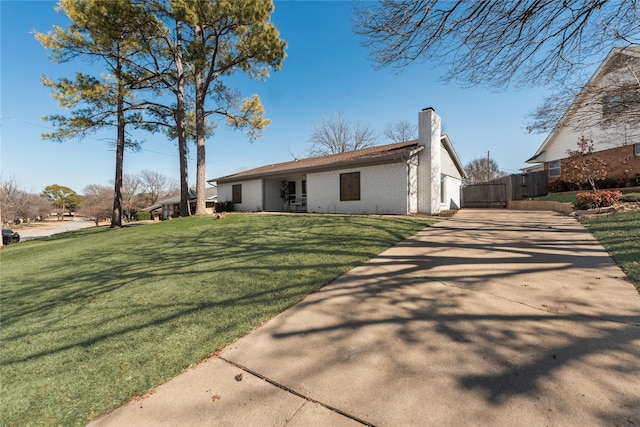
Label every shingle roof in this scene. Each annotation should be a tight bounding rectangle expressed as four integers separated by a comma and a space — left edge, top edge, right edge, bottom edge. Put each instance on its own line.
211, 140, 421, 183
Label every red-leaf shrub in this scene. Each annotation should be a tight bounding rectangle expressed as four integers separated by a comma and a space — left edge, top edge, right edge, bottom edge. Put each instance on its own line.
574, 190, 622, 210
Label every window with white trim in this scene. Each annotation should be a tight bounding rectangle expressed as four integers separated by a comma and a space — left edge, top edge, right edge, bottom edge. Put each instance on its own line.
548, 160, 561, 178
635, 143, 640, 157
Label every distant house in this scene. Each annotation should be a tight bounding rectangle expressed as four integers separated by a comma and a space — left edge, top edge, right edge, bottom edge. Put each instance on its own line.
144, 187, 217, 219
526, 46, 640, 186
209, 108, 466, 215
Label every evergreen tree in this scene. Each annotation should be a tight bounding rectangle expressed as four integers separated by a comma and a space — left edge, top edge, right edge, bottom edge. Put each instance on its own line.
37, 0, 159, 227
177, 0, 287, 214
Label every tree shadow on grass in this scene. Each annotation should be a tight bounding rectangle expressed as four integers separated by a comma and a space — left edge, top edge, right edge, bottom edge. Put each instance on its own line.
0, 215, 432, 366
2, 215, 439, 424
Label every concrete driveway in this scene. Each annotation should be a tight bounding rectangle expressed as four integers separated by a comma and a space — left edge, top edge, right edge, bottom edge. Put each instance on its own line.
90, 209, 640, 426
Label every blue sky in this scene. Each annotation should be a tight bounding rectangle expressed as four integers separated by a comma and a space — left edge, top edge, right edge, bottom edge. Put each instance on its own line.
2, 0, 553, 195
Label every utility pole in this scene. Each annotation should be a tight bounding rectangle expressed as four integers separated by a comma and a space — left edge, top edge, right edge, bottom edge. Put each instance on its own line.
487, 151, 490, 182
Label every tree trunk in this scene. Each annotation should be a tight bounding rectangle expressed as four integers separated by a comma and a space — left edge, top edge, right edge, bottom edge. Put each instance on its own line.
175, 20, 190, 217
111, 123, 125, 227
111, 61, 125, 228
194, 24, 207, 216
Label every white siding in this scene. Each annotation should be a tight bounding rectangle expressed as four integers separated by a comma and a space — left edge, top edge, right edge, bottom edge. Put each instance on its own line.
442, 175, 462, 210
440, 141, 463, 209
307, 163, 408, 214
218, 179, 263, 211
542, 122, 618, 162
217, 183, 232, 204
408, 156, 418, 213
441, 142, 462, 179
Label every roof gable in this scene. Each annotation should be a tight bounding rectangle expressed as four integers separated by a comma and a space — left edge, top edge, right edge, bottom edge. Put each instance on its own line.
441, 134, 467, 179
528, 46, 640, 164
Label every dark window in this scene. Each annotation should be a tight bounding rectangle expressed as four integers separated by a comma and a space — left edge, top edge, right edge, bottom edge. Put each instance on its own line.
602, 95, 625, 117
635, 143, 640, 157
232, 184, 242, 204
287, 181, 296, 201
340, 172, 360, 201
302, 180, 307, 196
602, 93, 640, 116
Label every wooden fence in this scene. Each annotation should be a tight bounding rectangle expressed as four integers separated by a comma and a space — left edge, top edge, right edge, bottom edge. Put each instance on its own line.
461, 171, 548, 208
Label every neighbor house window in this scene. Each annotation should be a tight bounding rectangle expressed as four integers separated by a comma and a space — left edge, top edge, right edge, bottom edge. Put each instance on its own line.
340, 172, 360, 201
602, 95, 625, 117
232, 184, 242, 204
635, 143, 640, 157
440, 174, 445, 204
302, 180, 307, 196
548, 160, 561, 178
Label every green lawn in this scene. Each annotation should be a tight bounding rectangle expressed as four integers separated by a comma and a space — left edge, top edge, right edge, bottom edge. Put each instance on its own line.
0, 214, 435, 426
535, 192, 577, 204
580, 210, 640, 292
535, 191, 640, 206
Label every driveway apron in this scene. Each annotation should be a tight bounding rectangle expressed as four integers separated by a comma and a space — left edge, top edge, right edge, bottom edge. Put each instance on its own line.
90, 209, 640, 427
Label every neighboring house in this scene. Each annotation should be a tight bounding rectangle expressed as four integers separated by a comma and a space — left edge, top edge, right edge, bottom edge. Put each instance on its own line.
526, 46, 640, 186
210, 108, 466, 215
144, 187, 217, 219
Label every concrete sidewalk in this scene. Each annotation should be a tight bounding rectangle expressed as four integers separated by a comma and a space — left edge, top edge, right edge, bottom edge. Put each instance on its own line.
89, 209, 640, 426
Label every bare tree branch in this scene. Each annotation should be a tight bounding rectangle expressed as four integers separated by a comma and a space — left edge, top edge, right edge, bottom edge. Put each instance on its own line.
307, 112, 378, 156
354, 1, 639, 87
463, 157, 507, 185
140, 169, 177, 205
354, 2, 640, 146
526, 48, 640, 144
384, 119, 418, 142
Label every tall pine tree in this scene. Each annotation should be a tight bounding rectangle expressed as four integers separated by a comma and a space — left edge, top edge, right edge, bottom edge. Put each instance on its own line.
177, 0, 286, 214
37, 0, 158, 227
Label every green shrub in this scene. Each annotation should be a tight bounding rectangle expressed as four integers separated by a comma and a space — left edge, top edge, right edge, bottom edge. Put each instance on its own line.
215, 201, 234, 212
574, 190, 622, 210
134, 211, 151, 221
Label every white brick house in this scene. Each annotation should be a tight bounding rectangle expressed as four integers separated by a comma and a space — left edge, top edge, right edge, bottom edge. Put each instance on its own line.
210, 108, 466, 215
